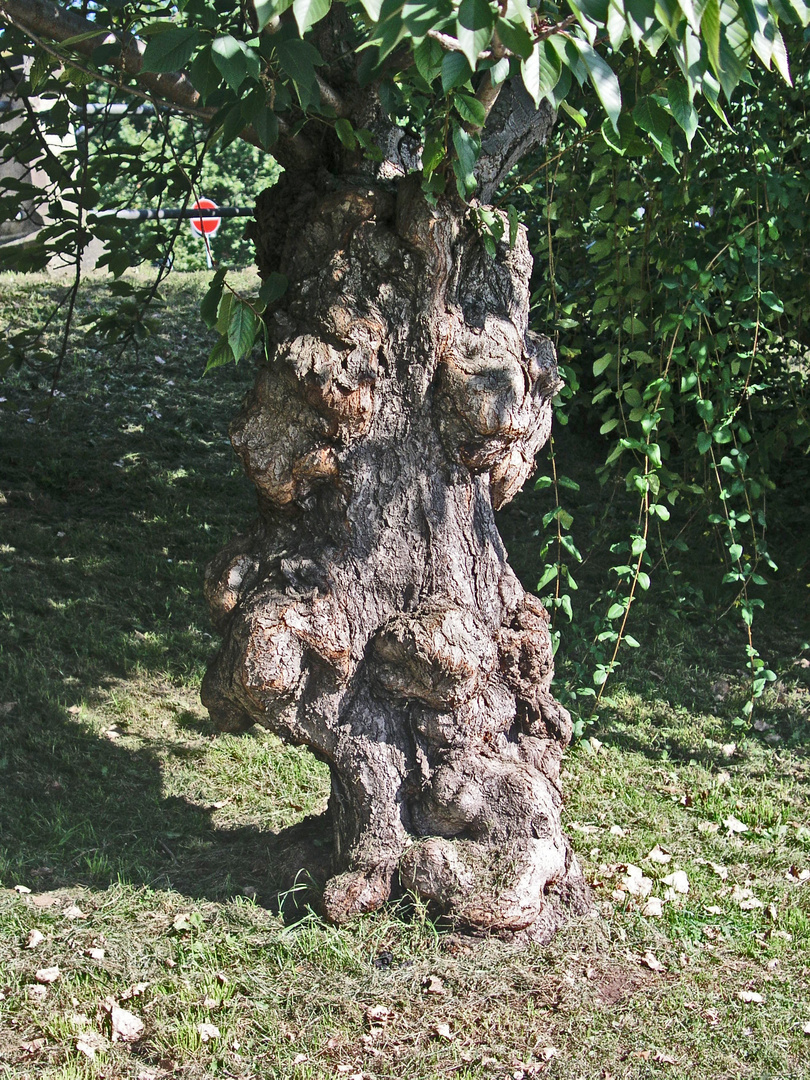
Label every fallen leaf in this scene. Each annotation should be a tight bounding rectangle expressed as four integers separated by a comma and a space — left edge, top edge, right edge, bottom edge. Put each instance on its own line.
111, 1005, 144, 1042
86, 947, 105, 960
25, 929, 45, 949
698, 821, 720, 834
739, 897, 765, 911
709, 862, 728, 879
196, 1022, 220, 1043
21, 1038, 46, 1054
63, 904, 87, 920
705, 905, 724, 916
292, 1053, 307, 1065
366, 1005, 393, 1024
721, 743, 737, 758
641, 951, 665, 972
737, 990, 765, 1004
641, 897, 665, 918
662, 870, 689, 894
654, 1052, 677, 1064
609, 825, 625, 837
537, 1046, 558, 1061
76, 1032, 108, 1060
647, 845, 672, 865
0, 701, 18, 715
632, 1049, 652, 1060
622, 865, 653, 897
121, 981, 149, 1000
802, 1021, 810, 1035
35, 966, 60, 984
423, 974, 445, 995
724, 815, 749, 834
26, 984, 47, 1001
433, 1023, 452, 1040
13, 884, 32, 894
589, 736, 603, 753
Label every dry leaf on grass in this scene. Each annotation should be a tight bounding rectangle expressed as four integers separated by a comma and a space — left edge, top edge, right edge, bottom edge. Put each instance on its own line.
365, 1005, 393, 1025
641, 951, 665, 972
647, 845, 672, 865
26, 984, 47, 1001
641, 897, 665, 918
110, 1005, 145, 1042
662, 870, 689, 894
724, 815, 748, 834
622, 865, 653, 897
76, 1032, 108, 1060
63, 904, 87, 920
85, 947, 105, 960
197, 1022, 220, 1043
21, 1038, 46, 1054
423, 974, 446, 995
802, 1021, 810, 1035
433, 1023, 452, 1040
13, 884, 31, 894
121, 981, 149, 1000
35, 966, 60, 984
737, 990, 765, 1004
25, 929, 45, 949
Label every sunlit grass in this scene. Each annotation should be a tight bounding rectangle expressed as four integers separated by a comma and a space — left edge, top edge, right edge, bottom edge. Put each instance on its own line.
1, 271, 808, 1079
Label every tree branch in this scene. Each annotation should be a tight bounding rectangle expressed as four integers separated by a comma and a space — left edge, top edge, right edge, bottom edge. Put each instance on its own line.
0, 0, 320, 171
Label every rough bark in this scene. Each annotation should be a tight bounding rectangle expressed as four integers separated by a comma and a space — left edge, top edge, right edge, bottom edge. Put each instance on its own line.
202, 152, 590, 938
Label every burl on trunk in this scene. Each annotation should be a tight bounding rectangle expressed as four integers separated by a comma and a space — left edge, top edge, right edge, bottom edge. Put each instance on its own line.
202, 164, 590, 940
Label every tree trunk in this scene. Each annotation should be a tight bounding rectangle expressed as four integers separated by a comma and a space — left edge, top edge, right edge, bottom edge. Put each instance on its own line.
202, 154, 590, 939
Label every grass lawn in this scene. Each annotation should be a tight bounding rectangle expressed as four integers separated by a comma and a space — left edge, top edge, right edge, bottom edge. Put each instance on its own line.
0, 271, 808, 1080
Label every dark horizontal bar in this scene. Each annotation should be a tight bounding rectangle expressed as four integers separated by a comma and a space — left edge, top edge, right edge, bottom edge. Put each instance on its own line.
95, 207, 254, 221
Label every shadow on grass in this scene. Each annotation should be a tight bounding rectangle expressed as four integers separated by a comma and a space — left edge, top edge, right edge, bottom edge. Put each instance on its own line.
0, 293, 335, 916
0, 696, 334, 914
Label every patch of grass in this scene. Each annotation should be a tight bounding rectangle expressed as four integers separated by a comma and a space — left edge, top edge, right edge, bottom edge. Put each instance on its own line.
1, 271, 809, 1079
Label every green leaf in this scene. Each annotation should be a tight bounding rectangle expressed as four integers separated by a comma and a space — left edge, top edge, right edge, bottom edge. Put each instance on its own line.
252, 106, 279, 149
200, 268, 226, 329
457, 0, 494, 70
274, 36, 323, 100
205, 336, 235, 373
633, 95, 677, 168
667, 80, 698, 146
228, 299, 259, 363
258, 273, 289, 307
189, 47, 221, 103
293, 0, 332, 35
414, 37, 445, 83
254, 0, 294, 30
571, 38, 621, 132
452, 124, 479, 197
507, 203, 520, 247
141, 26, 200, 73
537, 564, 559, 591
496, 17, 535, 59
212, 35, 260, 92
454, 93, 487, 127
442, 51, 473, 92
593, 354, 613, 376
729, 542, 743, 561
607, 602, 626, 619
560, 100, 587, 128
701, 0, 721, 74
335, 117, 358, 149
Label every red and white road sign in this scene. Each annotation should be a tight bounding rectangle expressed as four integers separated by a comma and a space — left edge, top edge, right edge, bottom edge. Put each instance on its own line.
190, 198, 221, 238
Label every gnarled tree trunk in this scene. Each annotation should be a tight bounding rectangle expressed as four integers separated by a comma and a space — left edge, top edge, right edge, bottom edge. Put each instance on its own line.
202, 89, 590, 940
